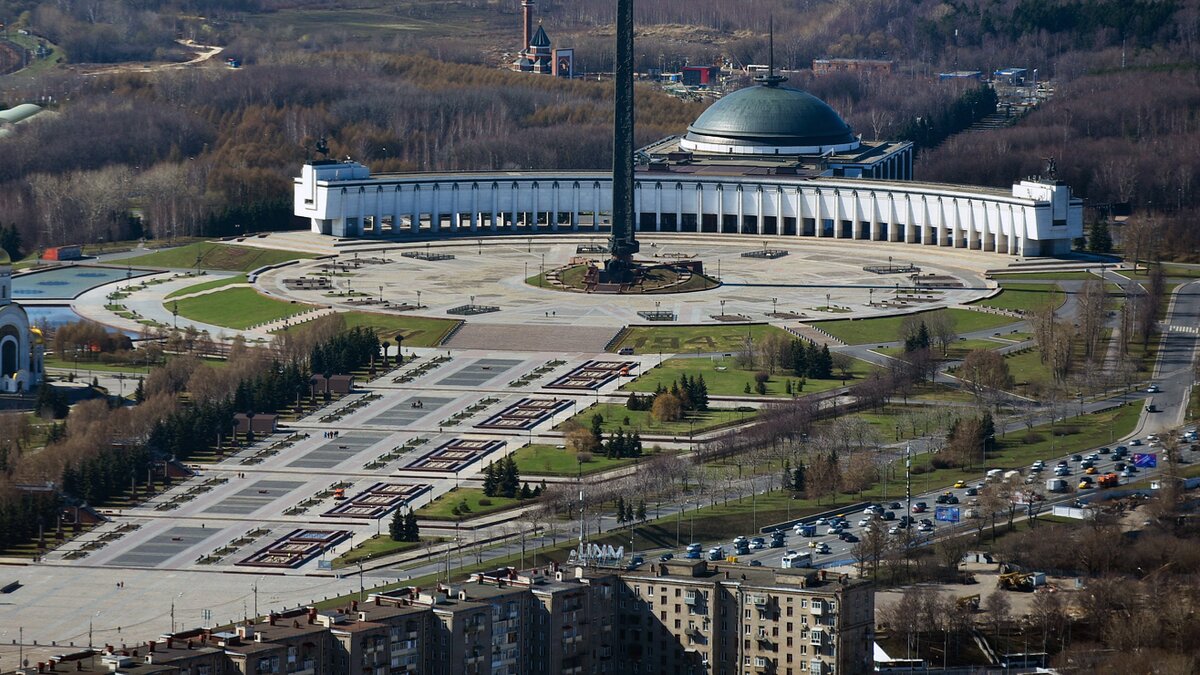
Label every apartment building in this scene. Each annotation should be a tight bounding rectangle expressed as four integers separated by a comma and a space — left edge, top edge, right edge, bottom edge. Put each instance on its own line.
28, 563, 870, 675
618, 560, 873, 675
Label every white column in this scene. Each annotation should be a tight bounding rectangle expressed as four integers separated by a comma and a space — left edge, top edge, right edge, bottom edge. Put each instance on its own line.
551, 183, 560, 232
411, 185, 420, 234
675, 184, 684, 232
490, 184, 499, 232
736, 185, 745, 234
655, 185, 663, 232
593, 183, 601, 231
571, 183, 580, 231
716, 185, 725, 233
815, 190, 824, 237
470, 184, 479, 233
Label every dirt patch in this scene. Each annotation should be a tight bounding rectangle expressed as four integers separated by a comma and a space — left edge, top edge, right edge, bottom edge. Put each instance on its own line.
0, 40, 24, 76
874, 560, 1085, 623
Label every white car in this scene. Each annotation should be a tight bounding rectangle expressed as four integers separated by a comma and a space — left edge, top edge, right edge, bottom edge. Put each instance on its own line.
887, 526, 901, 536
857, 517, 872, 527
1147, 384, 1160, 393
917, 522, 934, 533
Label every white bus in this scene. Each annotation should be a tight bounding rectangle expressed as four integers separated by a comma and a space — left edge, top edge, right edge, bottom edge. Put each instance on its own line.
781, 551, 812, 569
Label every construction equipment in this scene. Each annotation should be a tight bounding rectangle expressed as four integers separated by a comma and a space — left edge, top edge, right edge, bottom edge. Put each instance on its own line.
998, 571, 1036, 591
1098, 472, 1120, 488
956, 594, 980, 611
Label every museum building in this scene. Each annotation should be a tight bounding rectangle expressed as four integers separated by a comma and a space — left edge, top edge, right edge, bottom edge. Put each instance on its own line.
295, 76, 1082, 257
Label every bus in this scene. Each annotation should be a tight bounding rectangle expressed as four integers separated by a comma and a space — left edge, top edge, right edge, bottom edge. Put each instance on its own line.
781, 551, 812, 569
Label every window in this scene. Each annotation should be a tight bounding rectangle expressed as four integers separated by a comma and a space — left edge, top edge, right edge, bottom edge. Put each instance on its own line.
675, 588, 681, 597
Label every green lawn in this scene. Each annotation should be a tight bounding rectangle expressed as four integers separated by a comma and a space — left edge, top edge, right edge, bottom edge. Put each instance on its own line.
44, 356, 150, 374
1004, 348, 1053, 392
164, 274, 248, 299
172, 287, 314, 329
816, 309, 1018, 345
622, 356, 874, 397
972, 283, 1065, 313
123, 242, 314, 272
988, 271, 1098, 281
510, 443, 639, 476
1126, 263, 1200, 279
611, 324, 794, 355
562, 402, 753, 436
275, 311, 460, 348
332, 535, 421, 569
874, 337, 1004, 360
414, 488, 523, 521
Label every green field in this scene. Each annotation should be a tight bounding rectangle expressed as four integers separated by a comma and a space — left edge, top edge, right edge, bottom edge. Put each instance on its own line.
612, 324, 794, 355
510, 443, 639, 476
874, 337, 1004, 360
165, 274, 248, 299
414, 488, 522, 521
275, 311, 460, 348
2, 33, 66, 79
563, 402, 752, 437
1004, 348, 1053, 392
123, 242, 314, 272
172, 287, 314, 329
973, 282, 1065, 313
623, 355, 873, 397
1125, 263, 1200, 279
816, 308, 1018, 345
331, 535, 420, 569
988, 271, 1098, 281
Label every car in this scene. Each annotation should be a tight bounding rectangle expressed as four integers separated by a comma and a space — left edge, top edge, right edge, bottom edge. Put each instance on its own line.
1126, 465, 1139, 474
841, 533, 859, 543
911, 502, 928, 513
1147, 384, 1161, 393
857, 517, 872, 527
881, 510, 896, 521
917, 522, 934, 533
825, 525, 843, 535
814, 517, 828, 526
1131, 438, 1143, 446
919, 518, 933, 526
1121, 468, 1135, 478
659, 553, 674, 562
1078, 477, 1094, 489
1114, 462, 1126, 471
750, 538, 766, 550
748, 559, 763, 567
1071, 454, 1083, 462
815, 543, 831, 554
1081, 460, 1094, 469
888, 526, 901, 536
1086, 453, 1100, 461
889, 502, 903, 510
629, 555, 645, 568
965, 487, 979, 496
1098, 447, 1111, 454
1057, 460, 1069, 467
935, 494, 950, 504
1054, 466, 1071, 476
1085, 466, 1098, 475
769, 538, 785, 549
953, 480, 967, 489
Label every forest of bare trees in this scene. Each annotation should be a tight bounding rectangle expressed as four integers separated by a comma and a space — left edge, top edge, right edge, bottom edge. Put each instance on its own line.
0, 0, 1197, 251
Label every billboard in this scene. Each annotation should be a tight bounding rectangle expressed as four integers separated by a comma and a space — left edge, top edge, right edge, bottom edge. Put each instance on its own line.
1132, 452, 1158, 468
934, 506, 961, 523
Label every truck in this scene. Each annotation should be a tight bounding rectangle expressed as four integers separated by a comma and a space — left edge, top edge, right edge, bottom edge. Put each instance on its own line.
1098, 472, 1120, 488
707, 546, 725, 561
1045, 478, 1068, 493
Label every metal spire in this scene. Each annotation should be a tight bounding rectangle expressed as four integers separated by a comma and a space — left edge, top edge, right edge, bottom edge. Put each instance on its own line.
756, 16, 787, 87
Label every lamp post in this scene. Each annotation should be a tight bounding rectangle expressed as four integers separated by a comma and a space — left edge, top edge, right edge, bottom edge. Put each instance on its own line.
771, 297, 777, 316
826, 293, 831, 311
416, 290, 422, 309
869, 288, 874, 306
379, 285, 384, 304
720, 299, 726, 318
540, 253, 545, 287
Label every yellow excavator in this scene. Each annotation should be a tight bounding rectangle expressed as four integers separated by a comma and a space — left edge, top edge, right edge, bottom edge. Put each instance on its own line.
956, 594, 980, 611
998, 571, 1035, 591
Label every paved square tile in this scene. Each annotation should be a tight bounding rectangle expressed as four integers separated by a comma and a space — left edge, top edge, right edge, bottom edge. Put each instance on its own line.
106, 527, 213, 568
201, 479, 307, 515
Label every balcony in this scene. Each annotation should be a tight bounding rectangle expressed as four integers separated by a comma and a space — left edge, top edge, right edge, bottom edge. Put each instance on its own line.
747, 594, 769, 607
810, 601, 824, 616
684, 591, 700, 605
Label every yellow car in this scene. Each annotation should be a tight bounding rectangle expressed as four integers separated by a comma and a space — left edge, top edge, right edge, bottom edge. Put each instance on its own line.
953, 481, 967, 489
1085, 466, 1098, 475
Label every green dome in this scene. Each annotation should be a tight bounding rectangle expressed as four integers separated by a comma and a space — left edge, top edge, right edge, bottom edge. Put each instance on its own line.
683, 84, 857, 151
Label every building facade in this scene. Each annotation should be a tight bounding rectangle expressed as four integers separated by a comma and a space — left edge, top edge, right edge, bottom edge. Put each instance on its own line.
36, 563, 870, 675
0, 251, 44, 392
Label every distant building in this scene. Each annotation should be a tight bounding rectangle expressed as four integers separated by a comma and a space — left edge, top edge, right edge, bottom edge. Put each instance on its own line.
938, 70, 983, 81
681, 65, 720, 87
514, 1, 552, 74
233, 413, 278, 436
813, 58, 896, 76
993, 67, 1030, 85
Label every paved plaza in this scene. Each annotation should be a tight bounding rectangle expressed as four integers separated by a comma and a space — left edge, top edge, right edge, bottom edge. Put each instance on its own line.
5, 232, 1031, 646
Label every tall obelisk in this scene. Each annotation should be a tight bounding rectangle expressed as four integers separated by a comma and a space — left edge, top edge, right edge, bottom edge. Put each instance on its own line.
606, 0, 640, 280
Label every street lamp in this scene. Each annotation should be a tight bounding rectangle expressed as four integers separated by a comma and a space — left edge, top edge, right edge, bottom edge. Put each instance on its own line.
720, 299, 726, 317
416, 290, 422, 309
771, 297, 778, 316
379, 285, 384, 304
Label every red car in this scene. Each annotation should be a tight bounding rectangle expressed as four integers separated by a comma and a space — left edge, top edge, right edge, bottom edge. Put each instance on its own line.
911, 502, 928, 513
